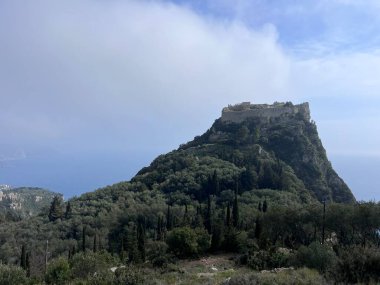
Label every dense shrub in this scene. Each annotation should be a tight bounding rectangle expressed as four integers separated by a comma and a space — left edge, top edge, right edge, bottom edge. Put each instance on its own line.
70, 251, 117, 280
293, 242, 336, 273
166, 227, 210, 257
0, 264, 27, 285
225, 268, 325, 285
146, 241, 170, 267
194, 227, 211, 254
45, 257, 71, 285
114, 266, 143, 285
334, 246, 380, 284
247, 249, 289, 270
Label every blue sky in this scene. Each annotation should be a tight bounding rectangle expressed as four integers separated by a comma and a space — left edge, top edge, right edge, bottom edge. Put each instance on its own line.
1, 0, 380, 200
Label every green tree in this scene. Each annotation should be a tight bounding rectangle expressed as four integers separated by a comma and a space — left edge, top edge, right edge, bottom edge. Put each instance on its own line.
93, 234, 98, 253
212, 170, 220, 195
205, 195, 212, 234
166, 205, 173, 230
182, 204, 190, 226
226, 202, 231, 227
64, 201, 72, 219
127, 223, 140, 263
20, 245, 26, 270
240, 166, 257, 192
25, 252, 30, 277
211, 223, 223, 252
255, 217, 262, 240
48, 196, 63, 222
166, 227, 199, 257
0, 264, 27, 285
232, 185, 239, 228
295, 242, 337, 273
263, 199, 268, 213
137, 216, 146, 262
45, 257, 71, 285
82, 226, 86, 252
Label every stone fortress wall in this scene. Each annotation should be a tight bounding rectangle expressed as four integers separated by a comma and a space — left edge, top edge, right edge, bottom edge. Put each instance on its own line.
221, 101, 310, 123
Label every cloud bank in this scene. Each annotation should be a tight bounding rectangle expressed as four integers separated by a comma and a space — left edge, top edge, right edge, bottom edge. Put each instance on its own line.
2, 0, 380, 199
0, 0, 292, 155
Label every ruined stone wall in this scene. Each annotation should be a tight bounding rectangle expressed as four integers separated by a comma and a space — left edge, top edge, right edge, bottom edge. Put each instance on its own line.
221, 102, 310, 123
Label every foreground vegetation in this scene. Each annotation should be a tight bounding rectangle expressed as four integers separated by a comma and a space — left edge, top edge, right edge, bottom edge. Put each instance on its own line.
0, 183, 379, 284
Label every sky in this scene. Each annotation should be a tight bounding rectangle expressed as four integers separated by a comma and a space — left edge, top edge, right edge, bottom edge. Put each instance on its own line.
1, 0, 380, 200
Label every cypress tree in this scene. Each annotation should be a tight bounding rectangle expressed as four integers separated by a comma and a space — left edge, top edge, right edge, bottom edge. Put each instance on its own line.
71, 245, 76, 256
156, 216, 163, 241
255, 217, 262, 239
206, 175, 213, 196
48, 196, 63, 222
193, 205, 204, 228
98, 236, 103, 251
211, 223, 223, 252
82, 227, 86, 252
183, 204, 190, 226
212, 170, 220, 195
26, 252, 30, 277
137, 216, 146, 262
263, 199, 268, 213
127, 223, 139, 263
93, 234, 98, 253
166, 205, 173, 230
232, 184, 239, 228
205, 195, 212, 234
258, 201, 262, 212
226, 202, 231, 227
20, 245, 26, 270
120, 237, 126, 261
65, 201, 72, 219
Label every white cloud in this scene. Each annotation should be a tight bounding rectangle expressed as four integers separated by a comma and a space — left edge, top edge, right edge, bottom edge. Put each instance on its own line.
291, 50, 380, 98
0, 0, 292, 152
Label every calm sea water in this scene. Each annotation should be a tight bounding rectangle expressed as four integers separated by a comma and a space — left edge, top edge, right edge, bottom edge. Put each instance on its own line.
0, 150, 156, 198
0, 151, 378, 201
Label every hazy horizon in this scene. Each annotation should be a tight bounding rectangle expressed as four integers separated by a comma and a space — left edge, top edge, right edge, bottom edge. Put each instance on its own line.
1, 0, 380, 201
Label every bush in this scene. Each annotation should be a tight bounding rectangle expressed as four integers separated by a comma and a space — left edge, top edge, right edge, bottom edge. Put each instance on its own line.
194, 227, 211, 254
114, 266, 143, 285
335, 246, 380, 284
225, 268, 325, 285
70, 251, 117, 280
86, 270, 115, 285
247, 249, 289, 270
166, 227, 210, 257
293, 242, 336, 273
45, 257, 71, 285
0, 264, 27, 285
146, 241, 170, 267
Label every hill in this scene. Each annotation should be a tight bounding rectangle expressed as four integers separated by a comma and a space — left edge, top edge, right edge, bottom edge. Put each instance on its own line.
134, 101, 354, 204
0, 187, 59, 221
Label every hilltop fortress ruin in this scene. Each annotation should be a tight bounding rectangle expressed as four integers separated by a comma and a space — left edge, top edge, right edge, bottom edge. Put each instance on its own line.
221, 102, 310, 123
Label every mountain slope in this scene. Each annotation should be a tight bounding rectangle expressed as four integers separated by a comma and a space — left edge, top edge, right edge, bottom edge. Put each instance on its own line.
134, 101, 354, 203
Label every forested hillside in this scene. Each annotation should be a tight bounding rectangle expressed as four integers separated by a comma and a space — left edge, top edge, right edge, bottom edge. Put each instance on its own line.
0, 187, 59, 222
0, 102, 378, 284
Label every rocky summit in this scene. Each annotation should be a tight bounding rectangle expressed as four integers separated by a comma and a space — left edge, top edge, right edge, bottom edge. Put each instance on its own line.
136, 101, 355, 204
